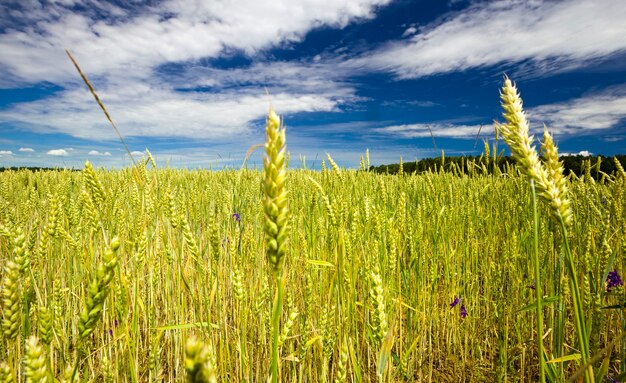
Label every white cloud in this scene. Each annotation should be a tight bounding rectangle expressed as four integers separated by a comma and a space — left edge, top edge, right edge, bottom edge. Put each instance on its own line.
401, 26, 416, 37
0, 150, 13, 155
47, 149, 69, 156
0, 0, 390, 86
528, 86, 626, 135
88, 150, 111, 156
561, 150, 592, 157
0, 85, 341, 140
354, 0, 626, 78
130, 151, 145, 157
0, 0, 369, 141
376, 123, 484, 138
18, 147, 34, 152
377, 85, 626, 143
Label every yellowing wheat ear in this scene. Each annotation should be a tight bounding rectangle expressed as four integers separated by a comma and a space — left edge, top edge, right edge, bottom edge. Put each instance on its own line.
540, 127, 572, 226
496, 77, 571, 226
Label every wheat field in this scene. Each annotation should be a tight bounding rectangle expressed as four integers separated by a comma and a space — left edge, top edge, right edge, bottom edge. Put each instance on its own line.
0, 81, 625, 382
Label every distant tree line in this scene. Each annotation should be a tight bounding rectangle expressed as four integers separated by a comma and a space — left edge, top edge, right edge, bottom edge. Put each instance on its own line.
0, 167, 80, 172
370, 154, 626, 180
3, 155, 626, 181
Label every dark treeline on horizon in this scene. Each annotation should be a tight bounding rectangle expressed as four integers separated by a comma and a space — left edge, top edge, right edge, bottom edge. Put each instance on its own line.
370, 154, 626, 180
0, 167, 81, 172
2, 154, 626, 181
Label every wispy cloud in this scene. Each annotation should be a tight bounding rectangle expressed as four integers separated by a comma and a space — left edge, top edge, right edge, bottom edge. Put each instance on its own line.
0, 87, 340, 140
528, 86, 626, 135
354, 0, 626, 78
18, 147, 34, 152
47, 149, 69, 156
376, 123, 483, 139
0, 0, 390, 86
0, 0, 375, 141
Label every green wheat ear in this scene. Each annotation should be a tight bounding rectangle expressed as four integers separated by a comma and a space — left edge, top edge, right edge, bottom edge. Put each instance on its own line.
83, 161, 106, 207
0, 362, 16, 383
263, 108, 289, 274
184, 336, 217, 383
24, 336, 48, 383
78, 237, 119, 340
1, 260, 22, 340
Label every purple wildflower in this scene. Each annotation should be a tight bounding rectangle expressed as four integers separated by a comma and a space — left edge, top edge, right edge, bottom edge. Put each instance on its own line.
449, 296, 460, 308
606, 270, 623, 292
109, 329, 113, 336
114, 319, 119, 328
460, 304, 468, 319
606, 374, 620, 383
523, 273, 528, 279
526, 279, 536, 290
232, 212, 240, 222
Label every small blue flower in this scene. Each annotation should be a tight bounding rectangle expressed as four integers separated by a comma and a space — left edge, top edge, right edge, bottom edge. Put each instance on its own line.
606, 270, 623, 292
449, 296, 460, 308
232, 212, 240, 222
460, 304, 468, 319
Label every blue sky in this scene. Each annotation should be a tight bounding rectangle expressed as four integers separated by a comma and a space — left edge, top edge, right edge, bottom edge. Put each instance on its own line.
0, 0, 625, 169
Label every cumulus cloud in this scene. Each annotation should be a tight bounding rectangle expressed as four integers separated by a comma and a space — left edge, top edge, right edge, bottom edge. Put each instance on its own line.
0, 150, 14, 155
561, 150, 592, 157
47, 149, 69, 156
88, 150, 111, 156
18, 147, 34, 152
354, 0, 626, 78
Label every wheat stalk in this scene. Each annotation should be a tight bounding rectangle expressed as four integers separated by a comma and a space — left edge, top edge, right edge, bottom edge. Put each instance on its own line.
263, 107, 290, 383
